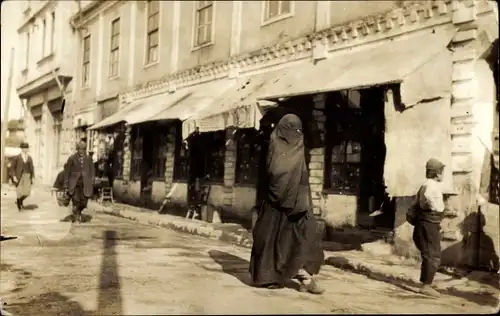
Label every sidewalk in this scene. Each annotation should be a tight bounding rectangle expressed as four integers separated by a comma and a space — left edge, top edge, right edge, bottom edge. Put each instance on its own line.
3, 184, 498, 302
90, 199, 499, 300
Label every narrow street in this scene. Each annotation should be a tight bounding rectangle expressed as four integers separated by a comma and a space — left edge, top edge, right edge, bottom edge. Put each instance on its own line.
1, 187, 497, 315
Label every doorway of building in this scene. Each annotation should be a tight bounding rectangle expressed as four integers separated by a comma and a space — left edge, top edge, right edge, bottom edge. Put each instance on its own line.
324, 88, 394, 230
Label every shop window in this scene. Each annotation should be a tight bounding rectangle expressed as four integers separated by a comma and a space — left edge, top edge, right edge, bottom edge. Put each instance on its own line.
130, 128, 143, 180
111, 132, 124, 178
174, 130, 189, 181
191, 131, 226, 183
324, 91, 364, 194
235, 129, 261, 185
152, 132, 168, 179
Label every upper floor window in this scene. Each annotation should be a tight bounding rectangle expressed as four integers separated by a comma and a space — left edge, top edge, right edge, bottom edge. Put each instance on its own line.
50, 12, 55, 54
82, 35, 91, 87
109, 18, 120, 78
41, 18, 46, 58
24, 31, 30, 70
262, 0, 292, 24
194, 1, 214, 47
146, 0, 159, 64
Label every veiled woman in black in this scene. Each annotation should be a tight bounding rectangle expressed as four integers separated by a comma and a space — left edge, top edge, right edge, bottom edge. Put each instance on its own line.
249, 114, 324, 294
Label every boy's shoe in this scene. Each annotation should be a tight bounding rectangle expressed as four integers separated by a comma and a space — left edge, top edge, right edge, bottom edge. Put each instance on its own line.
419, 284, 441, 298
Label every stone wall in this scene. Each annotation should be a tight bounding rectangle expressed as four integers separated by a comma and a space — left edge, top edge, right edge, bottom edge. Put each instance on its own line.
309, 94, 326, 217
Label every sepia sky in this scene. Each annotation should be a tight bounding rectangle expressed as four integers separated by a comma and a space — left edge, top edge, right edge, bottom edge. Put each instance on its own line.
1, 0, 24, 121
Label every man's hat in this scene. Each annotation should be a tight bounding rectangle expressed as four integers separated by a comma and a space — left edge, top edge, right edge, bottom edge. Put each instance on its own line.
20, 142, 29, 149
426, 158, 445, 172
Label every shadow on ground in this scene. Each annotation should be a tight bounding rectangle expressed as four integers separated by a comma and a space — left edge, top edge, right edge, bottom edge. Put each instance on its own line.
95, 230, 123, 315
4, 292, 88, 316
1, 231, 124, 316
60, 214, 93, 223
21, 204, 38, 211
206, 250, 300, 291
325, 255, 499, 307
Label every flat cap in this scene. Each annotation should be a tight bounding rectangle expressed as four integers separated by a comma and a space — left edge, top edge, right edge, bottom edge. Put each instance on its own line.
426, 158, 445, 171
20, 142, 29, 149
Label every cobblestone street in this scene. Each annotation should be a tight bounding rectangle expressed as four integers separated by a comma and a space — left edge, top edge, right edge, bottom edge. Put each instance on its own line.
1, 187, 498, 315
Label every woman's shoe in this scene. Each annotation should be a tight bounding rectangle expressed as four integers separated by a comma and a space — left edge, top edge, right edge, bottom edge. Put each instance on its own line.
259, 283, 283, 289
299, 279, 325, 295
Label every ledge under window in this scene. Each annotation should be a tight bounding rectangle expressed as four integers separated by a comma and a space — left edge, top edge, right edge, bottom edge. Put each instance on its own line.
36, 53, 54, 66
261, 12, 294, 27
191, 41, 214, 52
143, 61, 159, 70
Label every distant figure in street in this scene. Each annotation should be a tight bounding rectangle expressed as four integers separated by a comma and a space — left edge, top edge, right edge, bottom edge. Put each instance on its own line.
412, 158, 446, 298
249, 114, 324, 294
64, 140, 95, 223
10, 142, 34, 211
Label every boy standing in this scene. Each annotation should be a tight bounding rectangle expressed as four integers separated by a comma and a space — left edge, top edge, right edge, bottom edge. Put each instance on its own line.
412, 158, 446, 298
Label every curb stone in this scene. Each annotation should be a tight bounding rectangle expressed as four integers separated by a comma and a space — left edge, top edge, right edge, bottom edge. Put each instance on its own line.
91, 202, 254, 249
90, 201, 353, 252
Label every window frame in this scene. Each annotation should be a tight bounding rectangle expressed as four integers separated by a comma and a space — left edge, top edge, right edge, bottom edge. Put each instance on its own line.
109, 17, 121, 78
173, 126, 190, 182
193, 0, 215, 49
151, 131, 168, 180
41, 18, 46, 59
235, 129, 261, 186
81, 35, 91, 88
130, 127, 144, 181
145, 0, 160, 66
261, 0, 294, 26
323, 91, 364, 195
24, 31, 30, 70
50, 11, 55, 54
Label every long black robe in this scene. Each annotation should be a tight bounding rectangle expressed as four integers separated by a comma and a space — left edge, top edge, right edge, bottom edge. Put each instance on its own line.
249, 114, 324, 286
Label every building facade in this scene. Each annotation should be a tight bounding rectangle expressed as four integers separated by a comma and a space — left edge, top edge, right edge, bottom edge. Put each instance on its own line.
72, 0, 498, 269
16, 0, 81, 186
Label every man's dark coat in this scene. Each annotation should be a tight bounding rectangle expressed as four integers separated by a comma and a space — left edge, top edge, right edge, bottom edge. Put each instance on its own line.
64, 153, 95, 197
10, 154, 34, 184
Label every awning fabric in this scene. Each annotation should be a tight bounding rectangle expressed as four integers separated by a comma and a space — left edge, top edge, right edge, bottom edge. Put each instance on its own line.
148, 79, 236, 124
88, 102, 139, 130
181, 69, 291, 139
125, 91, 192, 125
257, 24, 457, 108
89, 79, 235, 130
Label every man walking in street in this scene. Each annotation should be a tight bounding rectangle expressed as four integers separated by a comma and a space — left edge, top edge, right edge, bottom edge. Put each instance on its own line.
63, 140, 95, 223
10, 142, 35, 211
412, 158, 446, 298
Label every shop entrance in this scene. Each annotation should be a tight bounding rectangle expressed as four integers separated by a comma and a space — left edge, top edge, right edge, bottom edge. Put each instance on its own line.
324, 88, 394, 230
